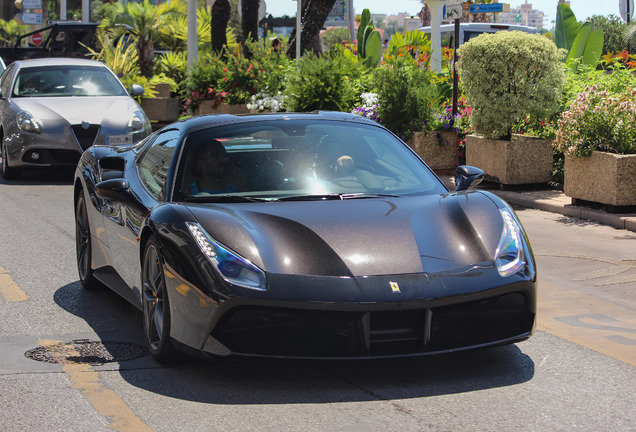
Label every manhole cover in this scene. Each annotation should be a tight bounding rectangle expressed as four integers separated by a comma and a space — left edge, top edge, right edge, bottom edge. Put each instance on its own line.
25, 339, 148, 365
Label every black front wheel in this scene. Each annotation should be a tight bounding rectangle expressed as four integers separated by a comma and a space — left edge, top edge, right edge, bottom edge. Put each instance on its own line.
75, 190, 103, 290
142, 237, 180, 363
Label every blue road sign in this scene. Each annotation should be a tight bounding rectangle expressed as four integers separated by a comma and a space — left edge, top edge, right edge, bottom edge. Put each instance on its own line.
470, 4, 505, 13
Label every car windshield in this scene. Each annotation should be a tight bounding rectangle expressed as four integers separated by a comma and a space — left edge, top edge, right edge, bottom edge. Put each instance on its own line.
174, 119, 446, 202
12, 65, 128, 97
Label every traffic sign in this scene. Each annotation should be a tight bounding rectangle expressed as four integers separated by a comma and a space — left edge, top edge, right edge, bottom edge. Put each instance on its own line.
31, 33, 42, 45
14, 12, 42, 25
14, 0, 42, 10
469, 3, 510, 13
444, 4, 463, 20
619, 0, 634, 21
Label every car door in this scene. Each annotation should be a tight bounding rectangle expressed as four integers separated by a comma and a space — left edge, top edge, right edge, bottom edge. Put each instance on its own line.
104, 129, 180, 295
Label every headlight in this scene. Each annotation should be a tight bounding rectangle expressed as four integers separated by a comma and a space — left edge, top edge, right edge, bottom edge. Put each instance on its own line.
128, 109, 149, 133
494, 207, 526, 277
16, 110, 42, 133
186, 222, 266, 291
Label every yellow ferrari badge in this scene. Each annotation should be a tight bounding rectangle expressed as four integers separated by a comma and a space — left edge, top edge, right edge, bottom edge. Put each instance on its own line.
390, 281, 401, 293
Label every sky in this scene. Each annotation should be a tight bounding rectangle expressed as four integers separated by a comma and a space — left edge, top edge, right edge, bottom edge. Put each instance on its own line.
263, 1, 621, 24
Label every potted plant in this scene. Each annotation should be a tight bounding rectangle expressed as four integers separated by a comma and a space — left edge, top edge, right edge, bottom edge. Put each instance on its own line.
456, 31, 565, 185
554, 84, 636, 208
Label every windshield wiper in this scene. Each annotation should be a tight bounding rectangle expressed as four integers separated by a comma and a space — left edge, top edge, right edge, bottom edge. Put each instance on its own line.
183, 195, 267, 203
275, 193, 400, 202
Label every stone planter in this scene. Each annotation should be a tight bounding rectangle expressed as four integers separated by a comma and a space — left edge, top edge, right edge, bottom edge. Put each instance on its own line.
140, 83, 180, 123
466, 134, 552, 185
196, 101, 250, 116
407, 130, 458, 172
564, 151, 636, 207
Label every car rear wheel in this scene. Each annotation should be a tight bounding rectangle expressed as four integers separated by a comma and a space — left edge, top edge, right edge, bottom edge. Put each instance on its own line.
75, 190, 104, 290
142, 237, 180, 362
1, 133, 21, 180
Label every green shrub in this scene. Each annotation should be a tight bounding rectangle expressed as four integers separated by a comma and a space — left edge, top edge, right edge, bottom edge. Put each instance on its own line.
457, 31, 565, 140
284, 52, 365, 112
554, 85, 636, 157
155, 51, 187, 84
371, 60, 439, 140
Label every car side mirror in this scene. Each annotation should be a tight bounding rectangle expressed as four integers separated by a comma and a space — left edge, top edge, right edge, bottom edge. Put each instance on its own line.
96, 178, 131, 202
129, 84, 145, 97
454, 165, 484, 192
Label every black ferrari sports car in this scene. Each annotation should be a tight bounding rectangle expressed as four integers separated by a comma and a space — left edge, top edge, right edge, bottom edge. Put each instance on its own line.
74, 111, 536, 361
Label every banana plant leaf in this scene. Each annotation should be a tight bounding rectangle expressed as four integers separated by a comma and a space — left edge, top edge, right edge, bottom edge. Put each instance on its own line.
566, 21, 604, 66
554, 3, 579, 52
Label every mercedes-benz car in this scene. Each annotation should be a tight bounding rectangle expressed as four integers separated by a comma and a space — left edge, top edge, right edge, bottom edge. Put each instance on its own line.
74, 111, 536, 362
0, 57, 151, 179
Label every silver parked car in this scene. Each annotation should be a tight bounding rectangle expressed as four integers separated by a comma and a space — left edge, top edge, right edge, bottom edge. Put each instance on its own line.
0, 57, 151, 179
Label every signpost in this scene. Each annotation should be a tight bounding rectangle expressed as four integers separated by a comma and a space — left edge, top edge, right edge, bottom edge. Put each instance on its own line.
14, 12, 42, 25
469, 3, 510, 13
619, 0, 634, 22
14, 0, 42, 10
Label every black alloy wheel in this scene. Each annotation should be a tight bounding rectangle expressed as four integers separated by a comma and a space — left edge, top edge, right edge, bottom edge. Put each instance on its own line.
1, 133, 20, 180
75, 190, 103, 290
142, 237, 180, 362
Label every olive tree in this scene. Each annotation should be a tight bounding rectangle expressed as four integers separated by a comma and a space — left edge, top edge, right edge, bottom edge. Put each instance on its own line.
457, 31, 566, 140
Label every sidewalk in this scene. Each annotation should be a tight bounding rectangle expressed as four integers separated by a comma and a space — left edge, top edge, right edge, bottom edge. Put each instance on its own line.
439, 175, 636, 233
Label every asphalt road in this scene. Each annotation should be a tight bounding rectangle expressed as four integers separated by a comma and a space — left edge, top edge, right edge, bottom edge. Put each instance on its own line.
1, 170, 635, 432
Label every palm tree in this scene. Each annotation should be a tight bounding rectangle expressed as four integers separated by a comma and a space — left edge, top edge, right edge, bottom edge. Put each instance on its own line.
286, 0, 337, 57
111, 0, 184, 78
212, 0, 231, 53
241, 0, 260, 57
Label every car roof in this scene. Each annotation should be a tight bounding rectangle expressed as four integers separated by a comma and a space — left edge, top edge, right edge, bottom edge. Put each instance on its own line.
12, 58, 108, 68
168, 111, 384, 136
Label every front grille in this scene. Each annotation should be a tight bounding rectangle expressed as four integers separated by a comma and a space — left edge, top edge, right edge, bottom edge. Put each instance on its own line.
428, 293, 534, 351
71, 124, 100, 150
212, 293, 534, 358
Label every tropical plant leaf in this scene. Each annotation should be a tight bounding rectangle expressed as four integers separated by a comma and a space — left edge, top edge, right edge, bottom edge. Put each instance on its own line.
581, 27, 605, 66
567, 21, 605, 66
363, 30, 382, 68
357, 9, 370, 43
554, 3, 579, 52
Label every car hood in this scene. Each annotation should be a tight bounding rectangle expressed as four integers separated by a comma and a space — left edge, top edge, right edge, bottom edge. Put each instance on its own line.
186, 191, 506, 277
12, 96, 138, 126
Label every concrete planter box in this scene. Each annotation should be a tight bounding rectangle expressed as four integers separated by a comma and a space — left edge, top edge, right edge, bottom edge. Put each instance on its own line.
140, 98, 180, 122
196, 101, 250, 116
466, 134, 552, 185
564, 151, 636, 207
140, 83, 180, 122
407, 130, 458, 171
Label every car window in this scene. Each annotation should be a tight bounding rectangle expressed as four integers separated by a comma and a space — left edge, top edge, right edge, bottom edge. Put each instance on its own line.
0, 63, 15, 98
12, 65, 127, 97
174, 120, 446, 202
137, 129, 180, 200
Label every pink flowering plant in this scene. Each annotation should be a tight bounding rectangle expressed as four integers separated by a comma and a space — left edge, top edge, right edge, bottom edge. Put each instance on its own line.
554, 85, 636, 157
181, 87, 226, 116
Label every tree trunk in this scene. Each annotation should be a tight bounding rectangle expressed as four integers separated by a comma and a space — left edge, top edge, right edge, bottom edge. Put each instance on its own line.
138, 38, 155, 78
211, 0, 231, 54
286, 0, 336, 57
241, 0, 260, 58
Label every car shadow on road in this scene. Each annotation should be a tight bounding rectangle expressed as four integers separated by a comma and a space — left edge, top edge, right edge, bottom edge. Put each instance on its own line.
54, 281, 535, 404
0, 168, 75, 185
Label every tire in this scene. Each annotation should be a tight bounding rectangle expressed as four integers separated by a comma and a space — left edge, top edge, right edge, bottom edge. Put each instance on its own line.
142, 237, 180, 362
1, 134, 21, 180
75, 190, 104, 290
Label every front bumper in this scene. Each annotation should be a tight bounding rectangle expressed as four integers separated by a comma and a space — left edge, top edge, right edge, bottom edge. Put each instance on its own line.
165, 264, 536, 359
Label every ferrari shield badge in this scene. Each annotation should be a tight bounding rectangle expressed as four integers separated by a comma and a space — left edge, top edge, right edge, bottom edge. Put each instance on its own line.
390, 281, 401, 293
